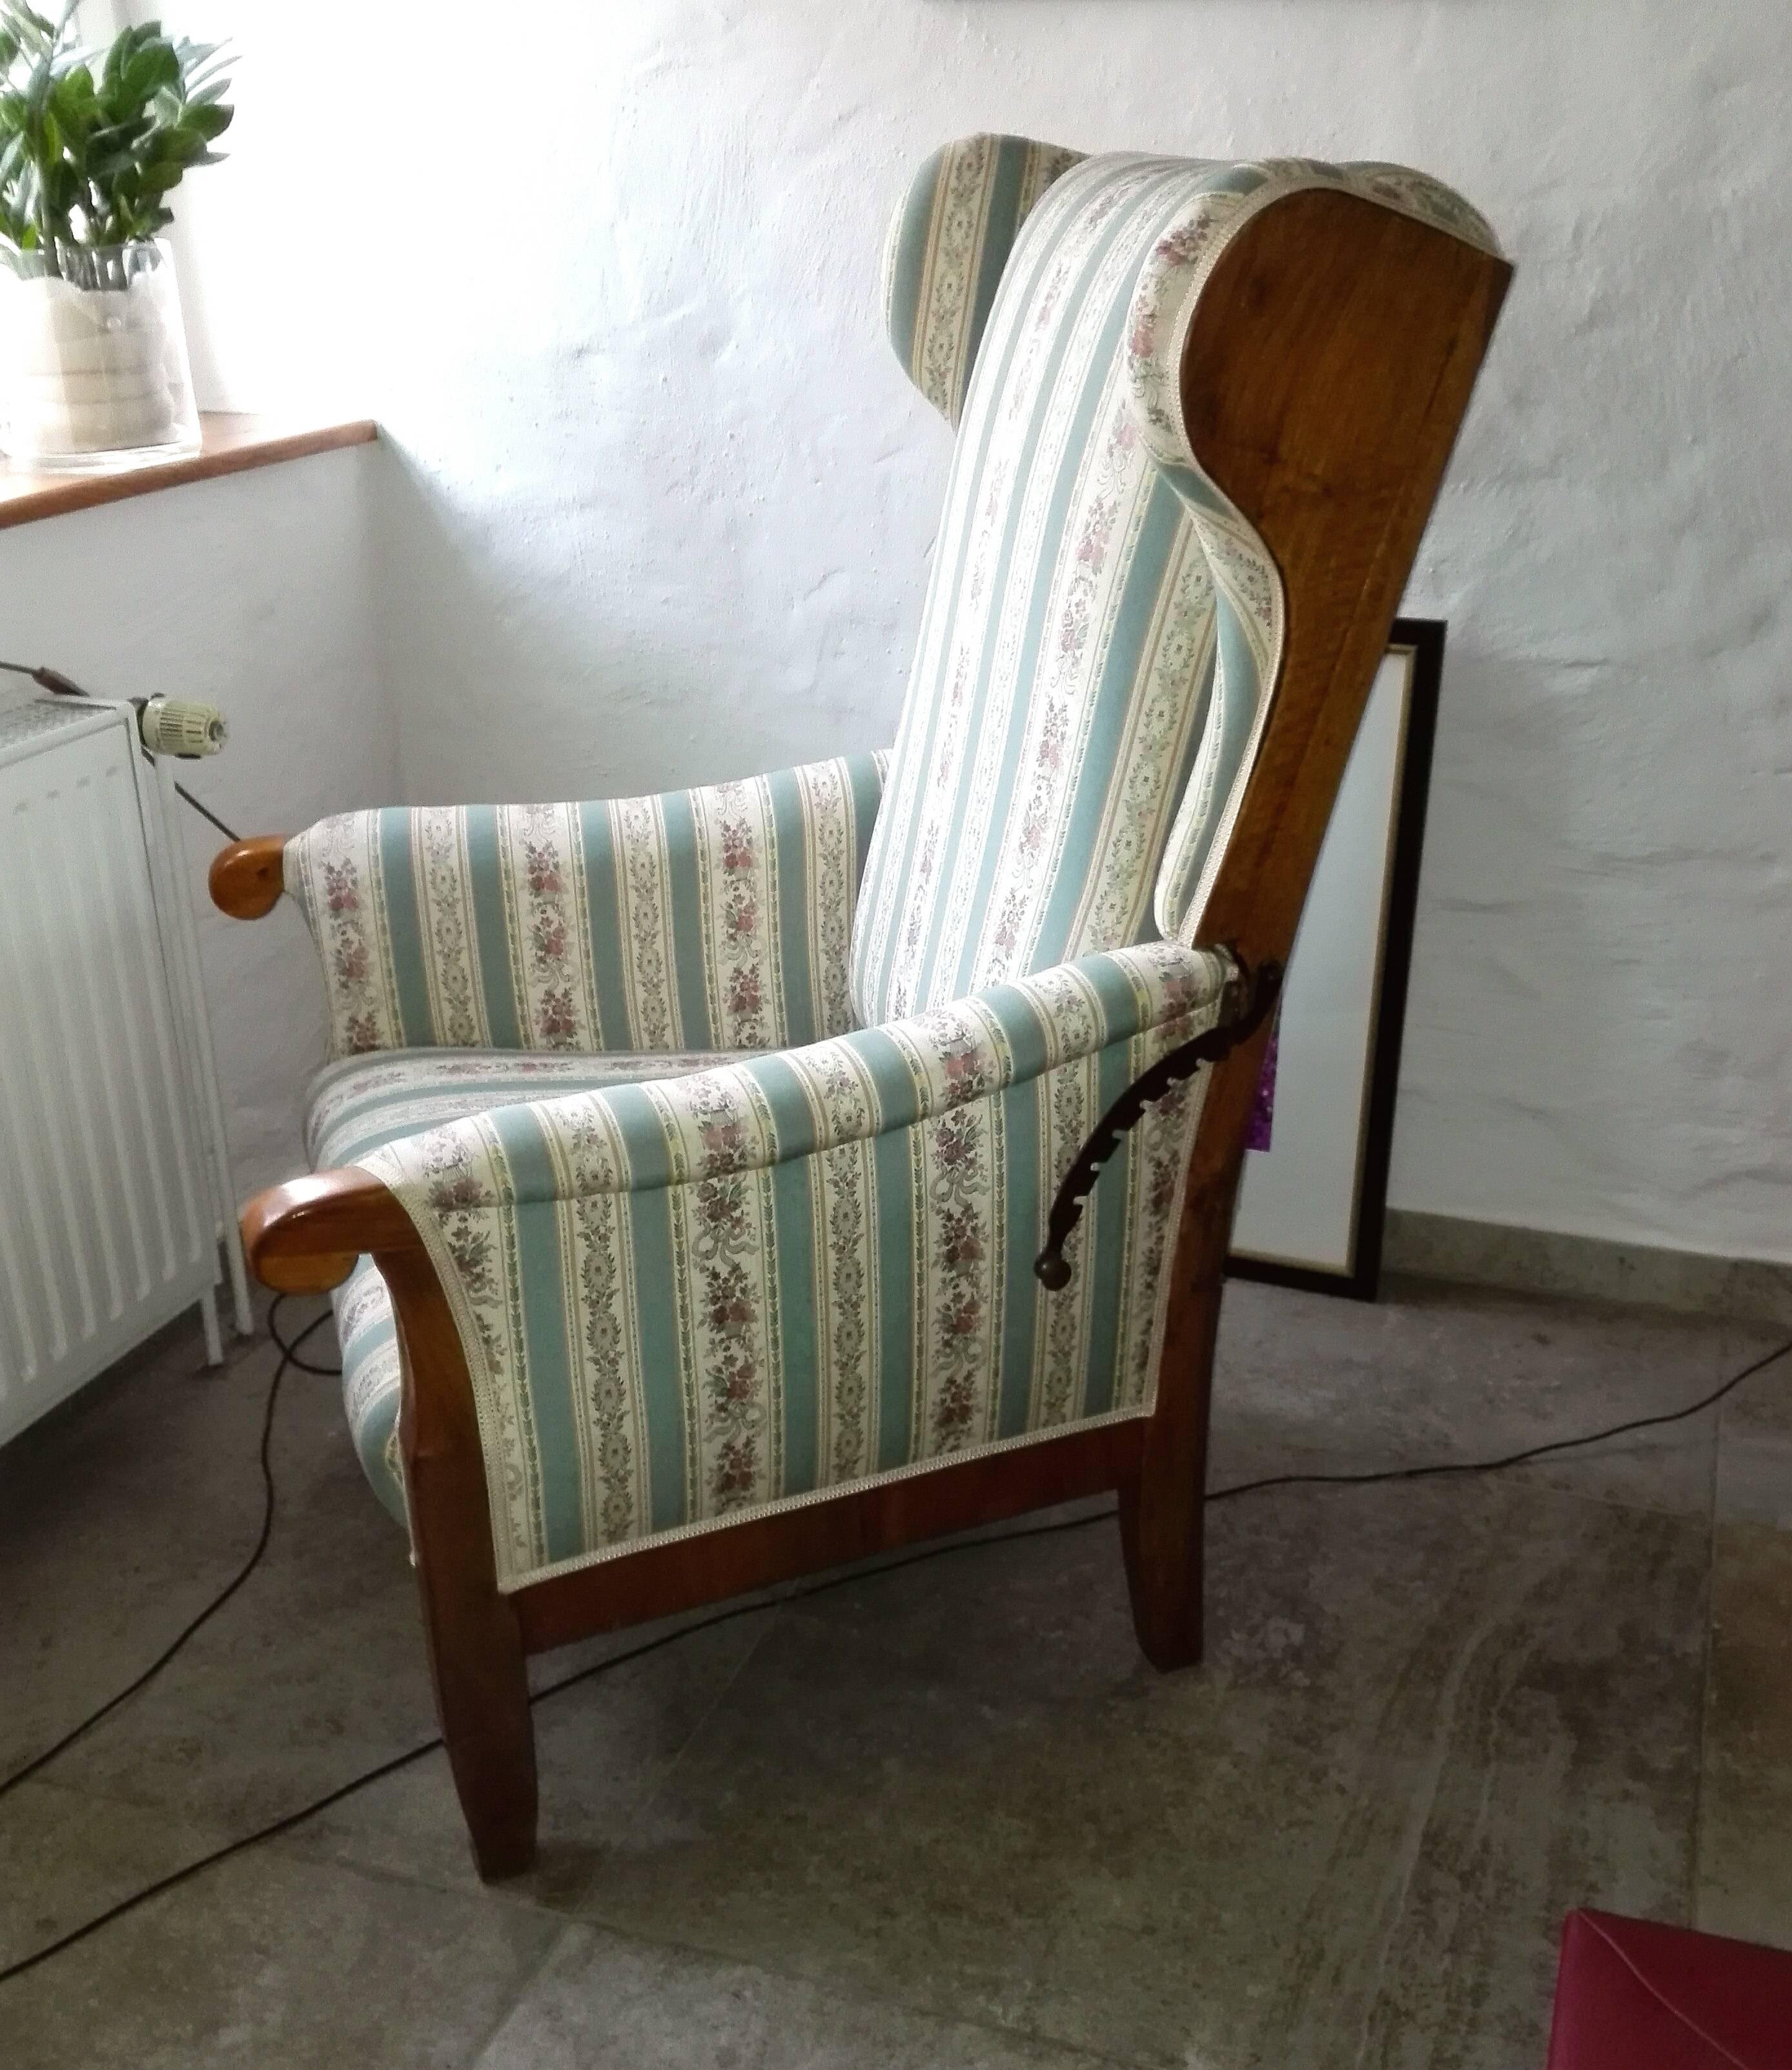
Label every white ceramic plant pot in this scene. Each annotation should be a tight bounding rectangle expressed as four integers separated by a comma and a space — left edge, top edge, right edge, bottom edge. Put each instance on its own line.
1, 241, 201, 471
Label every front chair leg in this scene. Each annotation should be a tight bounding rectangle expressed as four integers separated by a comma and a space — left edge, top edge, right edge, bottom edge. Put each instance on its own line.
240, 1174, 540, 1877
382, 1246, 539, 1880
414, 1554, 538, 1880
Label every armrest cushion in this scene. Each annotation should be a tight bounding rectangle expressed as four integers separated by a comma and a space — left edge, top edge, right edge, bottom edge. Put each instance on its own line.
283, 751, 888, 1058
352, 937, 1231, 1589
360, 940, 1231, 1210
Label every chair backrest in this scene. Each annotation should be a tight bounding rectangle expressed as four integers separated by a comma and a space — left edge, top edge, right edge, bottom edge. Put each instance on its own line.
851, 136, 1498, 1029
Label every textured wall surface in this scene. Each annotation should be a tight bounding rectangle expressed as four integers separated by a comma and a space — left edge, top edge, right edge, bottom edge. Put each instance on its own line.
0, 451, 394, 1195
92, 2, 1792, 1258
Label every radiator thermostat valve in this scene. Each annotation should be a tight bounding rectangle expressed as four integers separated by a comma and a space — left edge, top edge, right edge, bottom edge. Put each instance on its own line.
138, 697, 227, 759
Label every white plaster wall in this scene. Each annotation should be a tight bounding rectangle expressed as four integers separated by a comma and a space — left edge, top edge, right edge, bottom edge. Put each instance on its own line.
127, 1, 1792, 1261
0, 449, 393, 1196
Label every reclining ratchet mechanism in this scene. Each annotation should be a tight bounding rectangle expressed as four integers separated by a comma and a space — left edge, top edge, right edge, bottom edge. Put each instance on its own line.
1034, 952, 1284, 1289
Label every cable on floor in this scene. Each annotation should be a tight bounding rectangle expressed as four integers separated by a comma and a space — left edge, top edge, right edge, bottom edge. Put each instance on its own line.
1203, 1330, 1792, 1502
0, 1314, 1786, 1988
266, 1298, 347, 1378
0, 1302, 329, 1809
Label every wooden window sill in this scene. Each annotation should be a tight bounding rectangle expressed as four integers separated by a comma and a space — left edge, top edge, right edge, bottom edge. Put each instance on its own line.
0, 413, 378, 531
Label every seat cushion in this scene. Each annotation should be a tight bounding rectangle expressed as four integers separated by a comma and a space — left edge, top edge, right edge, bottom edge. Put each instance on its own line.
307, 1048, 732, 1522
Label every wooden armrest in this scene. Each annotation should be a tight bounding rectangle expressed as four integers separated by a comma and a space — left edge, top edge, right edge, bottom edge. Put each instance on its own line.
210, 835, 288, 918
243, 1169, 422, 1293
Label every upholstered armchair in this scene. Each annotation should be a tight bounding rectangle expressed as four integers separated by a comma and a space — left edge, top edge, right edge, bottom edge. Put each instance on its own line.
214, 138, 1508, 1878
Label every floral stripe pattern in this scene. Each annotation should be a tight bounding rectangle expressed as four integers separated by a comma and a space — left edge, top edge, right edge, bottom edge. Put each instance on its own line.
290, 142, 1499, 1599
883, 132, 1086, 427
283, 752, 888, 1060
310, 1047, 731, 1521
853, 145, 1499, 1027
353, 942, 1230, 1588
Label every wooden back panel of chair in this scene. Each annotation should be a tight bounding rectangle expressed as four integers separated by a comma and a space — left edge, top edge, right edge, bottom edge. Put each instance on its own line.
1123, 189, 1511, 1665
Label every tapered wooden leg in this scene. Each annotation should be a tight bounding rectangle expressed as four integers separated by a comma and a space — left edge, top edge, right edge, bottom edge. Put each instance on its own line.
1119, 1267, 1222, 1670
382, 1247, 539, 1880
1118, 1052, 1250, 1674
413, 1556, 538, 1880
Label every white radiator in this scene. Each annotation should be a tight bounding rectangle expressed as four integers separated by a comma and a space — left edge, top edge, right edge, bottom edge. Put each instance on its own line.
0, 689, 249, 1444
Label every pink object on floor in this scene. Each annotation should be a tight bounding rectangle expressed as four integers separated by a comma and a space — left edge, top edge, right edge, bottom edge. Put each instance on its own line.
1546, 1909, 1792, 2068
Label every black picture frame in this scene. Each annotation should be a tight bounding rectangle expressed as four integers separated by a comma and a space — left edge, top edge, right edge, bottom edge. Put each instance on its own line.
1225, 617, 1445, 1302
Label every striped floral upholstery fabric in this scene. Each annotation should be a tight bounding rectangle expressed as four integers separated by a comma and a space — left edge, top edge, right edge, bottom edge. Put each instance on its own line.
853, 145, 1499, 1027
884, 134, 1085, 426
358, 942, 1229, 1587
283, 752, 887, 1059
308, 1048, 731, 1519
278, 141, 1497, 1588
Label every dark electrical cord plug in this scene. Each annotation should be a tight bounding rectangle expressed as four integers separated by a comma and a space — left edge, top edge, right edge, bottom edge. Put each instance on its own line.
0, 658, 242, 843
0, 1316, 1786, 1988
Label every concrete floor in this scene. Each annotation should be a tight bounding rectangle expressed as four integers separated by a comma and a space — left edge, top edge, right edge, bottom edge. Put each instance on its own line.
1, 1274, 1787, 2067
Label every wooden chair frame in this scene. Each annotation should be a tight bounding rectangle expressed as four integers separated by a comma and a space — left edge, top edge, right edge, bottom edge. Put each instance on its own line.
214, 190, 1510, 1880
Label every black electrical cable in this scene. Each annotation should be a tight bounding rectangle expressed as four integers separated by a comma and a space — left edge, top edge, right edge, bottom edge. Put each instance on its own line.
0, 659, 83, 693
0, 658, 241, 843
152, 779, 241, 846
0, 1302, 330, 1810
267, 1298, 347, 1379
1203, 1330, 1792, 1502
0, 1322, 1786, 1989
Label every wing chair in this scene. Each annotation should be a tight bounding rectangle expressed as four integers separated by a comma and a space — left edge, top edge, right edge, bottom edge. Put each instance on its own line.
214, 137, 1509, 1878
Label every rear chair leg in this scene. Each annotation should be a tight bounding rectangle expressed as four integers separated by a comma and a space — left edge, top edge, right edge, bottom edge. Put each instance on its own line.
1118, 1442, 1209, 1672
1118, 1225, 1226, 1673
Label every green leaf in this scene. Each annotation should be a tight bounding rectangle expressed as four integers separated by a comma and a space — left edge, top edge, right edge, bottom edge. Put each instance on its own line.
1, 5, 233, 257
121, 39, 179, 105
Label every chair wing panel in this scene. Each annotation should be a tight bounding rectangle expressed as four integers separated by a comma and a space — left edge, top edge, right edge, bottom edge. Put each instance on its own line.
357, 941, 1228, 1589
855, 151, 1499, 1028
883, 132, 1084, 426
282, 751, 888, 1060
1123, 159, 1501, 945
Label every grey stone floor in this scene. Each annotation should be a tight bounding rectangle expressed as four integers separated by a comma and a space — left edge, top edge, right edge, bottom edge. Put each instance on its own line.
1, 1275, 1787, 2067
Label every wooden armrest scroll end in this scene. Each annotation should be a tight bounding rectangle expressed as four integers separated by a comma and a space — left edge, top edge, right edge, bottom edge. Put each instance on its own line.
210, 835, 289, 919
242, 1169, 422, 1293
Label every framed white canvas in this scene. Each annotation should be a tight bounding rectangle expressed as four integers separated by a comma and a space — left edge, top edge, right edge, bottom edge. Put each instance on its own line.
1227, 620, 1445, 1300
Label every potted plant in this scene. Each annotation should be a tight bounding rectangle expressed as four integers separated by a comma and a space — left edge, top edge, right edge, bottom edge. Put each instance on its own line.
0, 5, 232, 470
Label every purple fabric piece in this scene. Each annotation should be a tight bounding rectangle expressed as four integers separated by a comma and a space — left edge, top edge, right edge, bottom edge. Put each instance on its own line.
1247, 1029, 1278, 1152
